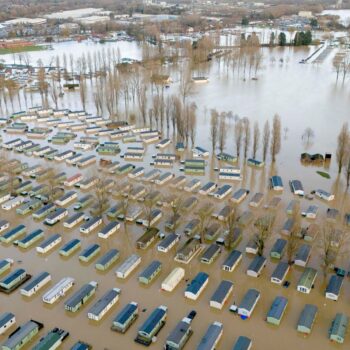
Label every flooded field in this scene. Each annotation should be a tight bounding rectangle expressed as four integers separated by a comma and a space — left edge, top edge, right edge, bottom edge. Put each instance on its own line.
0, 37, 349, 349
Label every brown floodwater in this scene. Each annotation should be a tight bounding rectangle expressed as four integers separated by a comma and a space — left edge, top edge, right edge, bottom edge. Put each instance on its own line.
0, 41, 349, 349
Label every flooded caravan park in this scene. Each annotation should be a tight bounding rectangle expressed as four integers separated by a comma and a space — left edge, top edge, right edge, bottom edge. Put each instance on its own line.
0, 34, 349, 349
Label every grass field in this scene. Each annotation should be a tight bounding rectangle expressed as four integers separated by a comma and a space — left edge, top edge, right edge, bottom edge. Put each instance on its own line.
0, 45, 45, 55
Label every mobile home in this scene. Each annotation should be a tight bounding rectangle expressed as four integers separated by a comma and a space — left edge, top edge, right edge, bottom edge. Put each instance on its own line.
59, 239, 81, 257
232, 336, 252, 350
79, 244, 101, 263
210, 280, 233, 310
157, 233, 180, 253
0, 268, 29, 293
185, 272, 209, 300
64, 281, 98, 313
80, 217, 102, 234
54, 191, 77, 206
88, 288, 121, 321
115, 254, 141, 279
266, 296, 288, 326
95, 249, 120, 271
20, 272, 51, 297
135, 305, 167, 346
136, 228, 159, 250
2, 320, 43, 350
138, 260, 162, 285
36, 234, 62, 254
201, 244, 221, 264
111, 302, 138, 333
271, 262, 290, 285
161, 267, 185, 292
329, 313, 348, 344
42, 277, 75, 304
325, 275, 344, 301
238, 289, 260, 318
175, 238, 202, 264
32, 327, 69, 350
196, 322, 223, 350
98, 221, 120, 239
164, 317, 193, 350
15, 229, 44, 249
0, 225, 26, 244
44, 208, 68, 225
63, 212, 85, 229
294, 244, 311, 267
222, 250, 242, 272
247, 256, 266, 278
297, 304, 318, 334
0, 312, 16, 335
297, 268, 317, 294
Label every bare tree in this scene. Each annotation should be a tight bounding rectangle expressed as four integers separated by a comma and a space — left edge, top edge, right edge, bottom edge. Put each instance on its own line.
143, 187, 158, 229
242, 117, 251, 160
344, 149, 350, 187
234, 119, 243, 158
252, 121, 260, 159
262, 120, 270, 162
218, 116, 227, 153
319, 223, 348, 278
302, 127, 315, 148
92, 177, 109, 217
188, 102, 197, 147
253, 214, 275, 256
210, 109, 219, 151
270, 114, 281, 162
170, 198, 183, 235
49, 76, 59, 109
286, 201, 301, 265
179, 66, 193, 104
336, 122, 349, 174
224, 204, 240, 249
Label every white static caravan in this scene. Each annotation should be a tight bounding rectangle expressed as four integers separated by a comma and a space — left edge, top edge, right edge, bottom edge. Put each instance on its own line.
184, 179, 201, 192
54, 150, 75, 162
36, 234, 62, 254
199, 182, 217, 195
213, 185, 233, 200
42, 277, 75, 304
87, 288, 121, 321
0, 220, 10, 233
77, 155, 96, 168
64, 174, 83, 187
115, 254, 141, 279
271, 262, 290, 285
156, 138, 171, 148
55, 192, 78, 206
222, 250, 242, 272
98, 221, 120, 239
2, 196, 26, 210
0, 312, 16, 335
315, 189, 334, 202
155, 172, 174, 185
210, 280, 233, 310
63, 212, 85, 229
157, 233, 180, 253
66, 153, 84, 165
161, 267, 185, 292
20, 271, 51, 297
33, 146, 52, 157
0, 193, 11, 204
80, 217, 103, 234
44, 208, 68, 226
79, 177, 98, 190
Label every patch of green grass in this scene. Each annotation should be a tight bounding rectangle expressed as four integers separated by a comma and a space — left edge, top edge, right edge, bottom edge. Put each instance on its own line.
0, 45, 45, 55
316, 171, 330, 179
